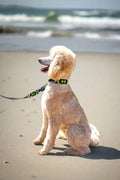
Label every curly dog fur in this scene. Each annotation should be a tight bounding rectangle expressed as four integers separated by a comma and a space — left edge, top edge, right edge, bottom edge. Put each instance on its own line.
33, 45, 100, 155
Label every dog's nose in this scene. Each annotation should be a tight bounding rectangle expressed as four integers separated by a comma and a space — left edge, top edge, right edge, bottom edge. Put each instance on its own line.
38, 57, 46, 65
38, 57, 52, 66
38, 58, 42, 64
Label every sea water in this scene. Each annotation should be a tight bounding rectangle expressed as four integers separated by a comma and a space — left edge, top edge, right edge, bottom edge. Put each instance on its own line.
0, 6, 120, 53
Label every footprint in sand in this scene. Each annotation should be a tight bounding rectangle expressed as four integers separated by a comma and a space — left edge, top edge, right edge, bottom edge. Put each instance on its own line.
0, 109, 5, 114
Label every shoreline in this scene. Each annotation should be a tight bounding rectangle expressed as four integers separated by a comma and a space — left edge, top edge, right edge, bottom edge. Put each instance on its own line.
1, 34, 120, 53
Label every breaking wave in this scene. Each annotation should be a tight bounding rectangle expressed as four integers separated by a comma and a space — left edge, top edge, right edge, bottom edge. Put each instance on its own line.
26, 30, 120, 40
0, 14, 45, 22
0, 12, 120, 30
0, 11, 59, 23
58, 15, 120, 30
27, 31, 53, 38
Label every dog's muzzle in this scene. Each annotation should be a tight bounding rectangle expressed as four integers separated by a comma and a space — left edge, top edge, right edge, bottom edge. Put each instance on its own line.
38, 56, 52, 72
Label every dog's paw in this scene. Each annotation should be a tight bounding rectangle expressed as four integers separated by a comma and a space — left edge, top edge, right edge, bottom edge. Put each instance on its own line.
57, 133, 67, 140
64, 147, 91, 156
38, 149, 48, 155
33, 139, 42, 145
64, 147, 81, 155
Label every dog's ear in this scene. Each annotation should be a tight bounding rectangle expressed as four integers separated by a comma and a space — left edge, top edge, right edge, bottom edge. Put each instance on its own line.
48, 52, 75, 80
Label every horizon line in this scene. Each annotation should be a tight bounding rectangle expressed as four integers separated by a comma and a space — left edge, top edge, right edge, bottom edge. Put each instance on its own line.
0, 4, 120, 11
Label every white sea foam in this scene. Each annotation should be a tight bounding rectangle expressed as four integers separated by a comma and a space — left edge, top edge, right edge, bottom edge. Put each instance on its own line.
0, 14, 45, 22
27, 31, 52, 38
109, 34, 120, 40
26, 30, 120, 40
73, 10, 100, 16
27, 31, 102, 39
75, 32, 101, 39
75, 32, 120, 40
58, 15, 120, 29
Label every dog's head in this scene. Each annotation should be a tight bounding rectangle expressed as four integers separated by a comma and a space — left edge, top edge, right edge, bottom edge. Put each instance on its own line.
39, 46, 76, 80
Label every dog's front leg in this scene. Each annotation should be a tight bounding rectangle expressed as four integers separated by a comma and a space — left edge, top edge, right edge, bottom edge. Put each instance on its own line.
33, 109, 48, 145
38, 121, 60, 155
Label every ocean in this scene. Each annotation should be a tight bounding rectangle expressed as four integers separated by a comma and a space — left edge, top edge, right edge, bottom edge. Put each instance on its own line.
0, 6, 120, 53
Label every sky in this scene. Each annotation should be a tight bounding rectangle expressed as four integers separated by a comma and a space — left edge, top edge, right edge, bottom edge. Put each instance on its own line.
0, 0, 120, 10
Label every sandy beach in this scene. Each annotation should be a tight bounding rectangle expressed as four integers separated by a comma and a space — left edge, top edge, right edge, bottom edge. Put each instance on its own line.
0, 51, 120, 180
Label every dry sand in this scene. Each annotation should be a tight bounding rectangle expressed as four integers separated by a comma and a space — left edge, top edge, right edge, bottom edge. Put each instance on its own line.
0, 51, 120, 180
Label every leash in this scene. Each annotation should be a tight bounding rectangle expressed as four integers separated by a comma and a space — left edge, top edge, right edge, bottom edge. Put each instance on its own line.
0, 84, 47, 100
0, 79, 68, 101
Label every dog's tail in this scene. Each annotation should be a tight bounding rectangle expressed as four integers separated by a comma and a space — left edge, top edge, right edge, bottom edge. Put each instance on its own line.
89, 123, 100, 147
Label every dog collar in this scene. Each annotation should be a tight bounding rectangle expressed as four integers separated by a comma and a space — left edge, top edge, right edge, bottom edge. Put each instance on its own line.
48, 79, 68, 84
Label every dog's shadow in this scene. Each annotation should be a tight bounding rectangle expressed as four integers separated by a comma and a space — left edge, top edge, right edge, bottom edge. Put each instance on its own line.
84, 146, 120, 160
50, 145, 120, 160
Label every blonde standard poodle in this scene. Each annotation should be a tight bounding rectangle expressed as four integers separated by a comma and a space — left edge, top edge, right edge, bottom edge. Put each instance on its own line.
33, 45, 100, 156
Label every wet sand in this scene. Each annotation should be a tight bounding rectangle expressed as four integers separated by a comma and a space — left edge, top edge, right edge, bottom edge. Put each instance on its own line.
0, 51, 120, 180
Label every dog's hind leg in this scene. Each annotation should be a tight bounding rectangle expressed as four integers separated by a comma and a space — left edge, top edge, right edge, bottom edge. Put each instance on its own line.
64, 124, 91, 156
33, 109, 48, 145
38, 121, 60, 155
